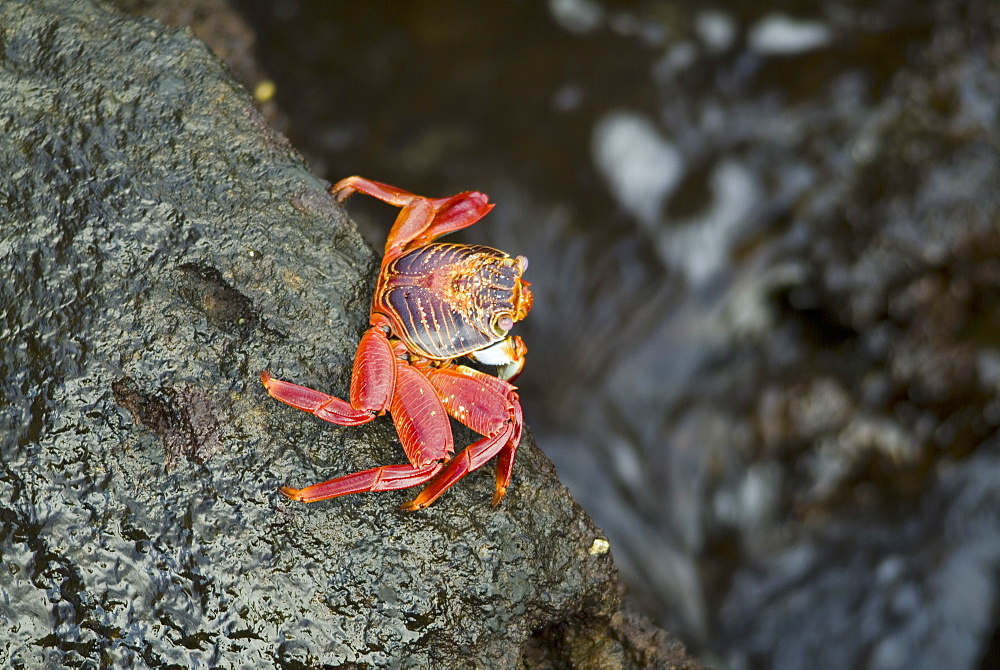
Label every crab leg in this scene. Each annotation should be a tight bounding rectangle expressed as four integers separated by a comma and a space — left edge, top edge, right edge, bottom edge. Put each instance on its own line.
330, 176, 423, 207
260, 371, 373, 425
267, 329, 456, 503
277, 362, 452, 503
491, 421, 522, 507
405, 191, 495, 249
400, 366, 523, 510
388, 362, 454, 467
261, 325, 396, 425
275, 363, 452, 504
399, 413, 521, 511
280, 462, 443, 503
330, 176, 495, 257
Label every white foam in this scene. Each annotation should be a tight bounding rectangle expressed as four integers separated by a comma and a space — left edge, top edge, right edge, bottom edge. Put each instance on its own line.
592, 111, 682, 228
749, 14, 832, 55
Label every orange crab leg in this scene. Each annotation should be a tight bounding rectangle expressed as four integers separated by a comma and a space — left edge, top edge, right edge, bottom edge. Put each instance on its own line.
400, 366, 523, 510
330, 175, 494, 258
261, 325, 396, 425
276, 363, 452, 503
266, 327, 456, 503
279, 462, 443, 503
260, 371, 373, 425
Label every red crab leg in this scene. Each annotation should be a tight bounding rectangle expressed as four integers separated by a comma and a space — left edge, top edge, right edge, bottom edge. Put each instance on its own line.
400, 366, 523, 510
276, 363, 452, 504
275, 364, 452, 504
452, 368, 523, 506
389, 361, 454, 467
330, 176, 494, 257
400, 410, 521, 511
405, 191, 494, 249
260, 371, 373, 425
261, 326, 396, 425
330, 176, 423, 207
279, 462, 443, 503
491, 420, 522, 506
267, 328, 455, 503
349, 325, 396, 413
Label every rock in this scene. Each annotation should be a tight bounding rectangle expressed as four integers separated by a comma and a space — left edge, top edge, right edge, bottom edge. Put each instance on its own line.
0, 1, 697, 667
110, 0, 285, 130
710, 2, 1000, 666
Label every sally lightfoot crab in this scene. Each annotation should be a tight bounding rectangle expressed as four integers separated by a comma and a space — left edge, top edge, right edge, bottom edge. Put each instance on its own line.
262, 176, 532, 510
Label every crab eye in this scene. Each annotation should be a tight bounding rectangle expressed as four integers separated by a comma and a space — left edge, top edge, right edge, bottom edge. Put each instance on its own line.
492, 313, 514, 337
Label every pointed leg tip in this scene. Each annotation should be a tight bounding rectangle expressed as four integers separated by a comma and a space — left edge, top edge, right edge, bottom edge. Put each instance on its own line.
279, 485, 303, 501
260, 370, 273, 386
491, 488, 507, 509
399, 499, 425, 512
330, 183, 354, 202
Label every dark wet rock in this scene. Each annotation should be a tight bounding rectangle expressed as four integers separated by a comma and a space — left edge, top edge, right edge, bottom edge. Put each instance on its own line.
0, 1, 698, 668
176, 262, 262, 335
112, 377, 223, 468
525, 607, 705, 670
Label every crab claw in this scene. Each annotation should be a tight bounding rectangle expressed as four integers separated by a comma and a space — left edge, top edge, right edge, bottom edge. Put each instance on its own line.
467, 336, 528, 381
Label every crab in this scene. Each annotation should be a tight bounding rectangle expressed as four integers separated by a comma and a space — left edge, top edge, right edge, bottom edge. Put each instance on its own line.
262, 176, 532, 510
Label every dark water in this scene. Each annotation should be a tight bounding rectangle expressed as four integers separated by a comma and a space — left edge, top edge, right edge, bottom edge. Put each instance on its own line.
235, 1, 1000, 667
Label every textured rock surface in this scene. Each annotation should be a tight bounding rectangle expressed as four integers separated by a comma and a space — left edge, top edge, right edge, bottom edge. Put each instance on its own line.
0, 1, 696, 667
